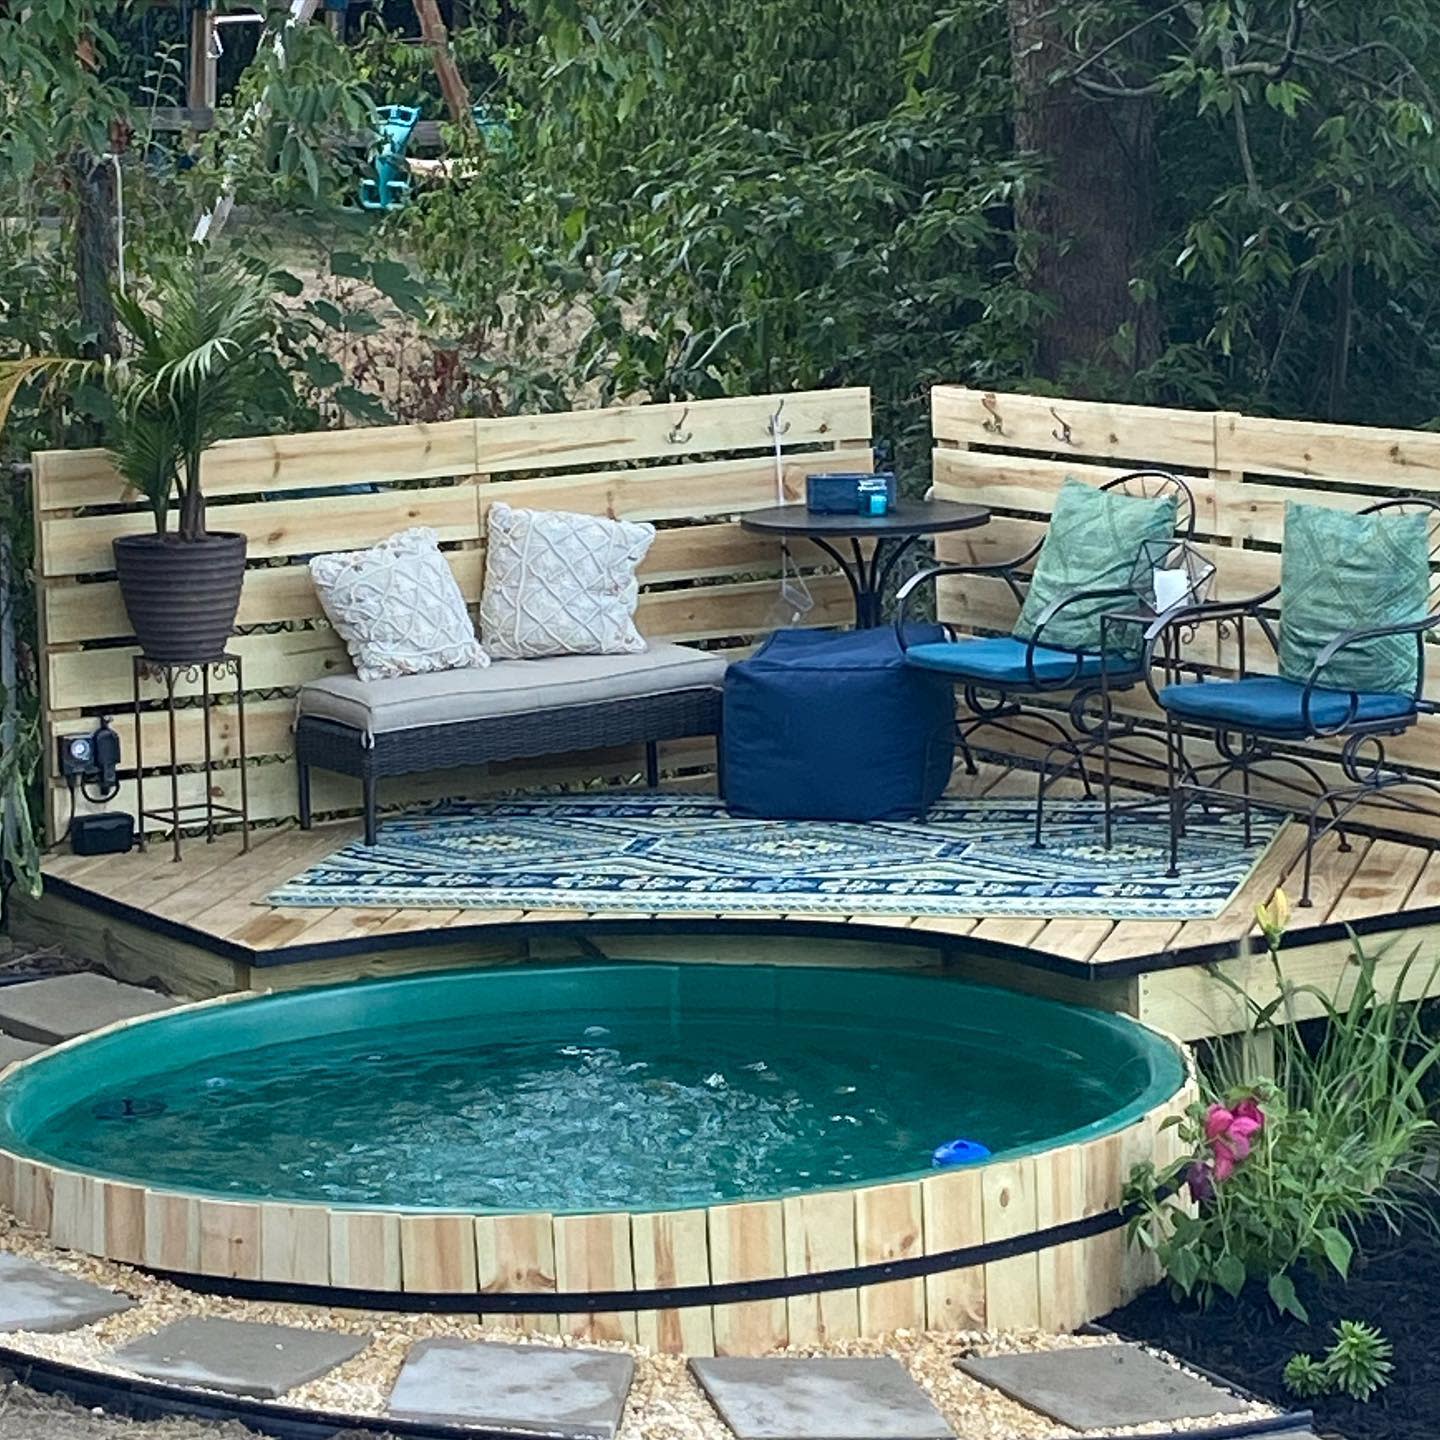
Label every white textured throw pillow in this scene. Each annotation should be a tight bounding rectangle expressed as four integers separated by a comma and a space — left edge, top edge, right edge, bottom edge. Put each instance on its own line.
480, 502, 656, 659
309, 527, 489, 682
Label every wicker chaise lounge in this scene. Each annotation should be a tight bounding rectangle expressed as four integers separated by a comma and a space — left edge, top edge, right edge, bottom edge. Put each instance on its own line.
295, 645, 728, 844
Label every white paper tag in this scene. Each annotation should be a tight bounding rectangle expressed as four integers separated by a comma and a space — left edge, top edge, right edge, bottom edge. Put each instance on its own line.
1153, 565, 1189, 612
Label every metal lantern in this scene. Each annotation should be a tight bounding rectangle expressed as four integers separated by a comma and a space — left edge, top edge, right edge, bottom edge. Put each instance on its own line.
1129, 538, 1216, 614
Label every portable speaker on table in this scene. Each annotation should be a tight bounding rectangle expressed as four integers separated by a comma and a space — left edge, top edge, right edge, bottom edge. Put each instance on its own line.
805, 471, 898, 515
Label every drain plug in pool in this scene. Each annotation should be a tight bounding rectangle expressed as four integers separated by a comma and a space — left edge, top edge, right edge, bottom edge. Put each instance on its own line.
92, 1097, 166, 1120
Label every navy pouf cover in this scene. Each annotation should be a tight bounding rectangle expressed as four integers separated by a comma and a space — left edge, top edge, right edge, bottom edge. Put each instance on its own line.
723, 625, 956, 820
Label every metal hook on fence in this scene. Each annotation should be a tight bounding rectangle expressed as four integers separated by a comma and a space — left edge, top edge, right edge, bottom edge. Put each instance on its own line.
1050, 406, 1074, 446
767, 399, 790, 439
666, 407, 692, 445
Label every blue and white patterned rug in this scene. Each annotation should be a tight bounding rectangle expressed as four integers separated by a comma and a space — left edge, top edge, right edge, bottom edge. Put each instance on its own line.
267, 795, 1284, 920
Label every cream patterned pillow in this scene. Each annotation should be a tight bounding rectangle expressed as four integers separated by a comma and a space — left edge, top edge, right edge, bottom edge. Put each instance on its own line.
480, 503, 656, 659
309, 527, 488, 682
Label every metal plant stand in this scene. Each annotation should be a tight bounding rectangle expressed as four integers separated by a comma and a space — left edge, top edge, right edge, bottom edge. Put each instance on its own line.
132, 654, 250, 863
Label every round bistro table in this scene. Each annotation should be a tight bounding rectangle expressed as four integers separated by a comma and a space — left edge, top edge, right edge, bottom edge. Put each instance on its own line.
740, 498, 991, 627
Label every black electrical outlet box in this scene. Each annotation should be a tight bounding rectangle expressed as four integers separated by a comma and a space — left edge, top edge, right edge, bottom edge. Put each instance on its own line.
71, 813, 135, 857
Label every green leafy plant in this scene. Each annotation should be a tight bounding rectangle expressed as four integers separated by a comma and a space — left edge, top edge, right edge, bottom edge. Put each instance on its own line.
1284, 1321, 1395, 1403
1126, 890, 1440, 1320
1325, 1319, 1395, 1401
1282, 1351, 1331, 1401
106, 255, 289, 539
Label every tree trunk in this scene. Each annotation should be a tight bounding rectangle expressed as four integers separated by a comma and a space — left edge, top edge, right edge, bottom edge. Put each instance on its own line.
70, 151, 119, 360
1008, 0, 1158, 382
412, 0, 472, 126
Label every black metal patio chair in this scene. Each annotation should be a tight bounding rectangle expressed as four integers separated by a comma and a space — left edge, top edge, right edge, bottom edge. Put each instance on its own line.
893, 470, 1198, 843
1144, 496, 1440, 905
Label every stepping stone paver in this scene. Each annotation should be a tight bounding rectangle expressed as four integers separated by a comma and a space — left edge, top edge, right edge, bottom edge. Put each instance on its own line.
0, 1033, 45, 1067
388, 1338, 635, 1440
112, 1317, 369, 1399
956, 1344, 1249, 1431
0, 973, 174, 1044
689, 1357, 953, 1440
0, 1253, 134, 1334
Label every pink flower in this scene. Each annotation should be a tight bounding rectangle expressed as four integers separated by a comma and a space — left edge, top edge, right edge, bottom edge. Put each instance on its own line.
1186, 1161, 1214, 1203
1202, 1098, 1265, 1183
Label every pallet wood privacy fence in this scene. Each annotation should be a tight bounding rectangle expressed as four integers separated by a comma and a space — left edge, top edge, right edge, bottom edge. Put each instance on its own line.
32, 388, 873, 842
0, 999, 1197, 1353
929, 386, 1440, 835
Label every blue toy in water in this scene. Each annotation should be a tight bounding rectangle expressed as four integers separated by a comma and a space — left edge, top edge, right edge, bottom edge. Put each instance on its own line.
360, 104, 421, 212
931, 1138, 992, 1168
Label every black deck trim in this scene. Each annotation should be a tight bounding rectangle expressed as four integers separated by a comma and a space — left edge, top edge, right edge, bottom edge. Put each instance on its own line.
38, 861, 1440, 984
0, 1347, 1314, 1440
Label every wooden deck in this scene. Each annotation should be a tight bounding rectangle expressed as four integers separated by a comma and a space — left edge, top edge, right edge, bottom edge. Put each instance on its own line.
15, 765, 1440, 1046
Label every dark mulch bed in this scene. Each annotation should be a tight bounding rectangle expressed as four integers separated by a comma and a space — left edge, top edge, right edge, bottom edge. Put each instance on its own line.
1105, 1207, 1440, 1440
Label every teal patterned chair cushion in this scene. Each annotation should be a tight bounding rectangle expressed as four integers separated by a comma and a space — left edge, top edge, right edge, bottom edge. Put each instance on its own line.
1013, 479, 1179, 654
1278, 501, 1430, 694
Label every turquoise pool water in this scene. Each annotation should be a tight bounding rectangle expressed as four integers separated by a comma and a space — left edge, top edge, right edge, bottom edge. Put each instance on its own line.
0, 964, 1184, 1212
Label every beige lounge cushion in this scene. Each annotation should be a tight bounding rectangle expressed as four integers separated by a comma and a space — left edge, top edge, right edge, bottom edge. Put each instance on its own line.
298, 643, 727, 736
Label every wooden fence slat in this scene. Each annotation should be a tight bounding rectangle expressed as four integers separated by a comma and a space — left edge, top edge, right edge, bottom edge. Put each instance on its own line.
476, 1213, 559, 1334
1034, 1145, 1087, 1332
330, 1211, 402, 1290
933, 449, 1221, 530
41, 483, 483, 577
400, 1213, 478, 1294
50, 1170, 101, 1254
143, 1190, 199, 1272
43, 551, 486, 646
1218, 412, 1440, 489
709, 1200, 787, 1356
979, 1159, 1040, 1330
478, 447, 873, 526
781, 1191, 859, 1345
920, 1167, 986, 1331
854, 1181, 925, 1336
34, 419, 481, 512
467, 387, 872, 476
98, 1180, 146, 1266
196, 1198, 263, 1279
259, 1203, 330, 1285
631, 1209, 714, 1355
931, 387, 1217, 468
553, 1213, 636, 1342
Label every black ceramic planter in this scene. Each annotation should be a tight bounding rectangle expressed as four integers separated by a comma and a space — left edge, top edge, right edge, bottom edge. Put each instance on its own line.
112, 531, 248, 662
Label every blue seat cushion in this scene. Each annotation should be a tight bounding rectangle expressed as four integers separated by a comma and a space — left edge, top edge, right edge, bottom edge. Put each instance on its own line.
1158, 676, 1416, 736
904, 636, 1140, 688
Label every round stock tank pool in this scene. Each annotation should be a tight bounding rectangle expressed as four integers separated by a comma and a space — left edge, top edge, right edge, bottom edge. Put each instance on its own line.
0, 961, 1194, 1351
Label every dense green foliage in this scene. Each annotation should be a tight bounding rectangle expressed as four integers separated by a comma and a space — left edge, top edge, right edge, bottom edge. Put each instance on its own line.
391, 0, 1440, 457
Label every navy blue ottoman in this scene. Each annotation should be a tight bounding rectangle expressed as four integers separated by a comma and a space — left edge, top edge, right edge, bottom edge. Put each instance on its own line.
722, 625, 956, 820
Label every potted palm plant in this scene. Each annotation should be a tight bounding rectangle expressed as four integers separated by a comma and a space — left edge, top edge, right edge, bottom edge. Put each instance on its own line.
108, 255, 279, 662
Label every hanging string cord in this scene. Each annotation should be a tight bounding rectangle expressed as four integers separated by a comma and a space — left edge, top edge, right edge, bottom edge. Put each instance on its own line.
771, 400, 812, 621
